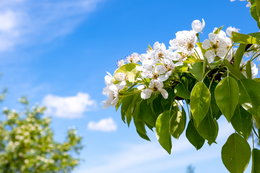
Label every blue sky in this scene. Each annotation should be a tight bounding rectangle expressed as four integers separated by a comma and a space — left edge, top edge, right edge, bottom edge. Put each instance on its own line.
0, 0, 257, 173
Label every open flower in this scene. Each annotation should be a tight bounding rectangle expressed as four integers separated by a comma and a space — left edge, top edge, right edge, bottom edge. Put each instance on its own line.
202, 29, 232, 62
169, 30, 197, 56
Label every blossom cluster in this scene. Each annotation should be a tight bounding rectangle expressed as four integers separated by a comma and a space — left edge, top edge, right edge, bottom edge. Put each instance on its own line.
103, 19, 259, 107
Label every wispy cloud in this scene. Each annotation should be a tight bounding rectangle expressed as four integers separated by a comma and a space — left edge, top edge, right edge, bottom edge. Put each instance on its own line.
75, 118, 234, 173
42, 92, 96, 118
0, 0, 105, 52
87, 117, 117, 132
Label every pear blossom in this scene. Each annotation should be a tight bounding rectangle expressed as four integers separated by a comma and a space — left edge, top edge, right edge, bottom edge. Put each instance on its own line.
141, 88, 153, 99
192, 19, 205, 33
202, 29, 232, 62
226, 26, 239, 37
140, 79, 168, 99
103, 74, 126, 107
126, 53, 140, 63
114, 72, 126, 81
169, 30, 197, 56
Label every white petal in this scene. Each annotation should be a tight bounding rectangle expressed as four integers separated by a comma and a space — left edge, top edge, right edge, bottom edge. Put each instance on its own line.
192, 19, 205, 33
155, 65, 167, 75
202, 39, 211, 49
137, 85, 145, 90
226, 26, 239, 37
160, 89, 168, 99
205, 50, 215, 63
141, 89, 153, 99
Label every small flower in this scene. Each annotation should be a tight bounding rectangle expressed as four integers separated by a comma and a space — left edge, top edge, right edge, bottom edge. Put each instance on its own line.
114, 72, 126, 81
192, 19, 205, 33
126, 53, 140, 63
169, 30, 197, 56
226, 26, 239, 37
202, 29, 232, 62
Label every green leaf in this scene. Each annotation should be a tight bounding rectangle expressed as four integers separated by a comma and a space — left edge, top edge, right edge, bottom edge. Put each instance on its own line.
174, 83, 190, 99
232, 32, 260, 45
190, 81, 211, 126
186, 120, 205, 150
223, 59, 246, 80
170, 107, 186, 139
139, 100, 157, 128
190, 62, 204, 81
252, 148, 260, 173
155, 111, 172, 154
115, 63, 139, 82
231, 106, 252, 140
238, 79, 260, 128
221, 133, 251, 173
215, 76, 239, 121
209, 82, 222, 119
233, 44, 246, 70
121, 95, 134, 123
151, 95, 164, 117
250, 0, 260, 28
133, 103, 150, 141
197, 112, 218, 144
214, 26, 224, 34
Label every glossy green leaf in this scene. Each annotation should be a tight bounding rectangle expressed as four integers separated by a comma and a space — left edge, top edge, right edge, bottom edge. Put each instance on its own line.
238, 79, 260, 128
133, 103, 150, 141
252, 148, 260, 173
115, 63, 139, 82
250, 0, 260, 28
156, 111, 172, 154
232, 32, 260, 45
121, 95, 134, 124
223, 59, 246, 80
139, 100, 157, 128
174, 83, 190, 99
170, 107, 186, 139
221, 133, 251, 173
231, 106, 252, 139
190, 81, 211, 126
190, 62, 204, 81
186, 120, 205, 150
210, 82, 222, 119
197, 112, 218, 145
215, 76, 239, 121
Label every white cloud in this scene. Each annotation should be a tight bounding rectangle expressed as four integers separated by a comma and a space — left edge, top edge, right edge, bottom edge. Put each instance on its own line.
0, 0, 105, 52
87, 117, 117, 132
42, 92, 96, 118
75, 118, 235, 173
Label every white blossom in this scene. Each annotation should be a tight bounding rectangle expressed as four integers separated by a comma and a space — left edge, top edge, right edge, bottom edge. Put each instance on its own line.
114, 72, 126, 81
141, 88, 153, 99
126, 53, 140, 63
192, 19, 205, 33
226, 26, 240, 37
202, 29, 232, 62
169, 30, 197, 56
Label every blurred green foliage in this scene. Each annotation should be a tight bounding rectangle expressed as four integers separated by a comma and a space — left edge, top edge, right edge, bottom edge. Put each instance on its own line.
0, 98, 82, 173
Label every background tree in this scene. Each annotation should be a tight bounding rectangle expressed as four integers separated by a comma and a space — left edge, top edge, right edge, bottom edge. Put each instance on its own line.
0, 97, 82, 173
186, 165, 195, 173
